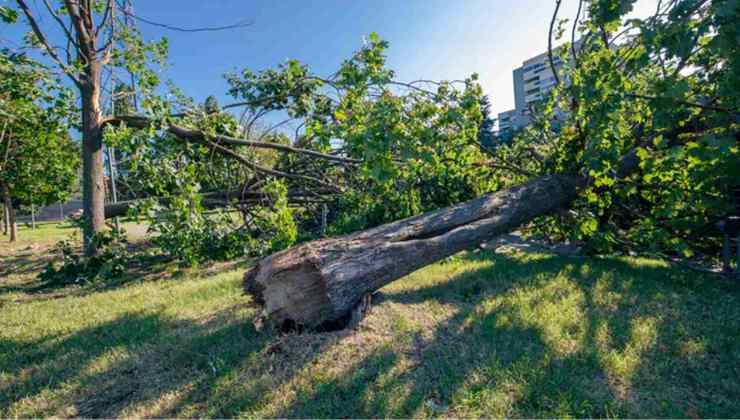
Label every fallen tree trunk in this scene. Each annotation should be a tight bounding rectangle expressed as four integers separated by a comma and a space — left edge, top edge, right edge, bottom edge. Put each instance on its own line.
103, 188, 336, 219
244, 174, 581, 330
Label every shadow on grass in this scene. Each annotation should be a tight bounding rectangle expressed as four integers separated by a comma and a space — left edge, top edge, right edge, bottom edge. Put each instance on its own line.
2, 251, 739, 418
0, 304, 274, 417
0, 253, 53, 283
0, 247, 254, 304
279, 252, 740, 418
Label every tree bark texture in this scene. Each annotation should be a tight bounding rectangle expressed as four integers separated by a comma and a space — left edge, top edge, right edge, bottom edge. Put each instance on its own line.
244, 174, 580, 330
2, 200, 8, 235
80, 63, 106, 256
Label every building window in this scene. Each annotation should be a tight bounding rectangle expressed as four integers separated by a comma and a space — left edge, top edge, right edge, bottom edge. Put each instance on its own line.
522, 62, 546, 72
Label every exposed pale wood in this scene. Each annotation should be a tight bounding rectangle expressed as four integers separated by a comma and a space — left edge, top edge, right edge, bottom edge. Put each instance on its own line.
244, 174, 580, 330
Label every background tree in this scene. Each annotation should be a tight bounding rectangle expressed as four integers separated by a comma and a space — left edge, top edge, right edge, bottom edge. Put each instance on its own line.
8, 0, 251, 255
477, 94, 496, 151
0, 51, 79, 242
6, 0, 188, 255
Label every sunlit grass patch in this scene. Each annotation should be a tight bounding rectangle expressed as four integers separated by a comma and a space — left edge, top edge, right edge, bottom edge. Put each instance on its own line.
1, 223, 739, 418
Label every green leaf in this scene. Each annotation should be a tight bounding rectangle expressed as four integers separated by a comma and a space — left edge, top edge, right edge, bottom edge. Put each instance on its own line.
0, 6, 18, 23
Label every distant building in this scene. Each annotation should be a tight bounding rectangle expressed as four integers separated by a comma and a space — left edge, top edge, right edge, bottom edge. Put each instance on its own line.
497, 42, 577, 137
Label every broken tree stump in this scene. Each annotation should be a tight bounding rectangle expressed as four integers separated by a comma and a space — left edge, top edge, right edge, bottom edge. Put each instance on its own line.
244, 174, 580, 330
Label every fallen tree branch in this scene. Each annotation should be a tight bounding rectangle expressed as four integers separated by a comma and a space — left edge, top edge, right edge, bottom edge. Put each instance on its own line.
103, 115, 360, 164
104, 187, 335, 218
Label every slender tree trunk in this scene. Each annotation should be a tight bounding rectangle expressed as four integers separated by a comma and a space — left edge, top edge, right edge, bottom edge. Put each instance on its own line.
2, 201, 8, 236
80, 62, 106, 256
1, 182, 16, 242
244, 174, 581, 330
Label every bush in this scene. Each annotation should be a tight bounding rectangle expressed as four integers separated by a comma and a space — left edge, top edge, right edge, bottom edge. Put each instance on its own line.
40, 227, 131, 286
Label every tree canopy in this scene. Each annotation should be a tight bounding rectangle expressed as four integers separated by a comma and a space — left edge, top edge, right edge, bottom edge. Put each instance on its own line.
0, 51, 79, 241
3, 0, 738, 269
492, 0, 739, 257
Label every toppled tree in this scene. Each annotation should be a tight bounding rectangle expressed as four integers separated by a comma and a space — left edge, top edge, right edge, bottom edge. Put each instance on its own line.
11, 0, 735, 320
244, 175, 580, 330
96, 33, 493, 265
244, 0, 740, 329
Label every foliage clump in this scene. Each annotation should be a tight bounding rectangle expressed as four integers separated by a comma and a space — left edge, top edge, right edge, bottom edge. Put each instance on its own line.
40, 226, 131, 286
488, 0, 739, 259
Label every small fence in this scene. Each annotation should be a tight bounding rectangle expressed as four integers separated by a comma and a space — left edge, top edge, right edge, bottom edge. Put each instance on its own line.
14, 200, 83, 225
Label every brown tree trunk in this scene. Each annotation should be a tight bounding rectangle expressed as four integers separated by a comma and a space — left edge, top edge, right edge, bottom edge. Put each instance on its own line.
1, 182, 16, 242
80, 62, 106, 256
2, 201, 7, 235
244, 174, 580, 330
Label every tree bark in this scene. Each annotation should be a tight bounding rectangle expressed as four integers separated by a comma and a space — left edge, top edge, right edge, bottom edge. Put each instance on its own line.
244, 174, 580, 330
2, 200, 7, 235
1, 182, 16, 242
80, 62, 106, 256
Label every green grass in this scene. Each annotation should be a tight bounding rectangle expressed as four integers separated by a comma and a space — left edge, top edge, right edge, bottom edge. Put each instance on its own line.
1, 225, 739, 418
0, 221, 148, 251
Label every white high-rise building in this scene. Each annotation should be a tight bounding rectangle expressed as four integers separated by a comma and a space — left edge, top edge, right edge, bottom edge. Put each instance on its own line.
497, 42, 577, 137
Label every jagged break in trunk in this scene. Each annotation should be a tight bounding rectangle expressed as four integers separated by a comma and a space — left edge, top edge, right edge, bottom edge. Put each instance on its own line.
80, 64, 106, 256
244, 174, 580, 330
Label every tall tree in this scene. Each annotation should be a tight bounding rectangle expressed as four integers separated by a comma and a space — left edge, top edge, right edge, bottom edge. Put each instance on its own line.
9, 1, 249, 255
9, 0, 117, 253
0, 51, 79, 242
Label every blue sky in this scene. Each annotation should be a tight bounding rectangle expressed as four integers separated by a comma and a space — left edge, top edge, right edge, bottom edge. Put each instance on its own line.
2, 0, 658, 117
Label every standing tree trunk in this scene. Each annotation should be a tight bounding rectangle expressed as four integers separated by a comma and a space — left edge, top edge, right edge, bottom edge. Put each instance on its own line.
14, 0, 110, 255
1, 182, 16, 242
80, 63, 106, 256
244, 174, 580, 330
2, 201, 7, 235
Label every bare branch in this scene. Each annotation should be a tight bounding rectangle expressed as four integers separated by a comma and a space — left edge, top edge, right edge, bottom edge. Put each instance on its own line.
571, 0, 583, 65
95, 0, 114, 37
15, 0, 82, 86
42, 0, 78, 50
102, 115, 361, 164
548, 0, 563, 86
200, 135, 342, 192
63, 0, 94, 57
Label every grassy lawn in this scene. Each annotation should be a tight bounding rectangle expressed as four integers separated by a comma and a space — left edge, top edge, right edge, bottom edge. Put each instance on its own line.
1, 224, 739, 417
0, 221, 148, 252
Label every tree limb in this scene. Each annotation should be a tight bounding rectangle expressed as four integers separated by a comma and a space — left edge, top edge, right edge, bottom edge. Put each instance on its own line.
15, 0, 82, 86
104, 115, 361, 164
548, 0, 563, 86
